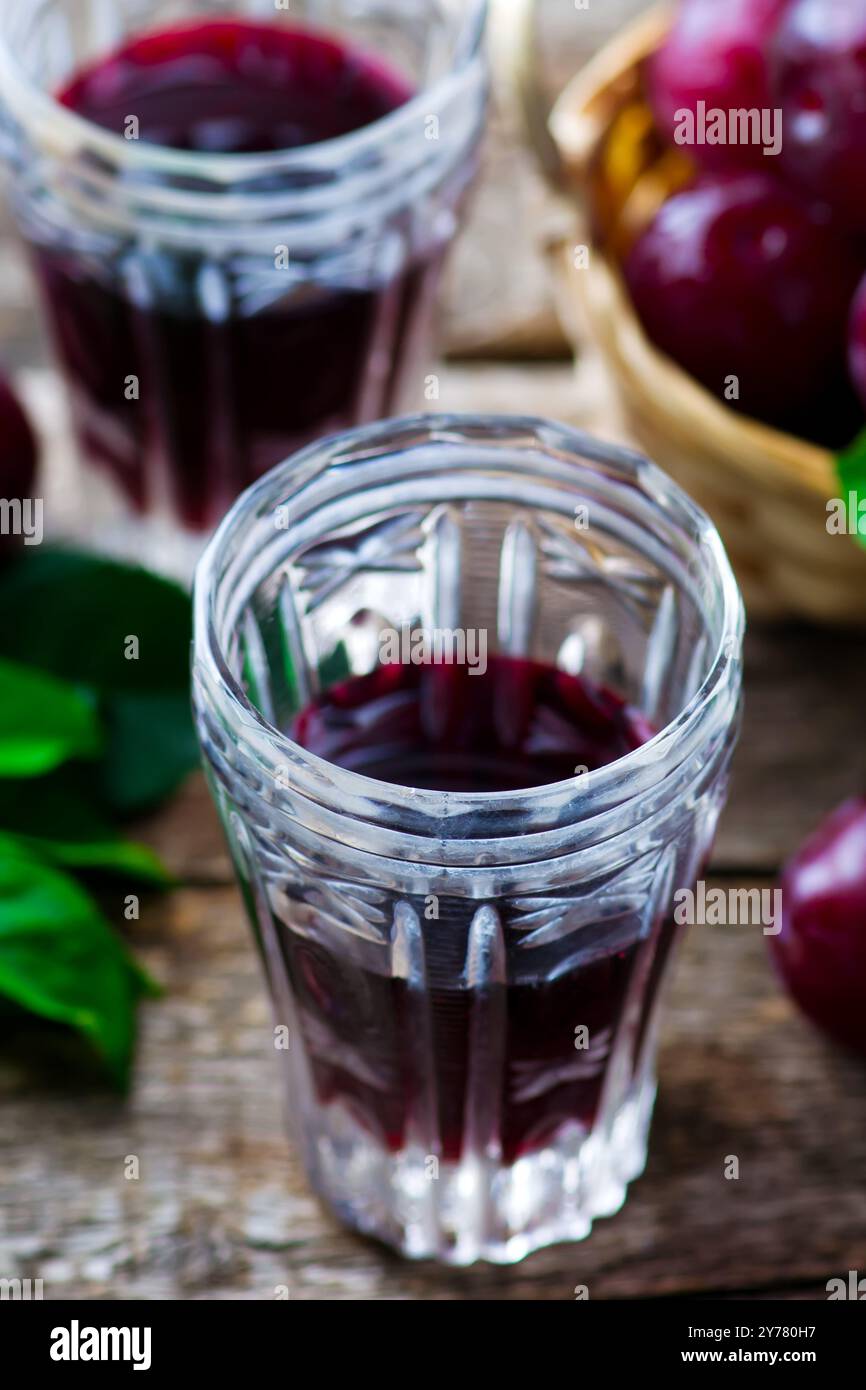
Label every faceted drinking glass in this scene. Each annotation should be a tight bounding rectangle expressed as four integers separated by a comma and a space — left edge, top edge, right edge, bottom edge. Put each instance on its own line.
192, 414, 744, 1264
0, 0, 487, 567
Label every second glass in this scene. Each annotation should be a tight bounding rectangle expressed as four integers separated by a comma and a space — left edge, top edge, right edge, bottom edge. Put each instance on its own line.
0, 0, 486, 547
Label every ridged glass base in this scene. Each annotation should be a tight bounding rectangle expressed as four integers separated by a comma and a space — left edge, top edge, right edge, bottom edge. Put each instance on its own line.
301, 1080, 656, 1265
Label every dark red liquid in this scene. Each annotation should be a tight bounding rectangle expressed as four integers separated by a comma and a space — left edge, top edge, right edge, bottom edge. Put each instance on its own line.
32, 21, 446, 529
58, 19, 410, 153
269, 657, 668, 1164
292, 654, 654, 789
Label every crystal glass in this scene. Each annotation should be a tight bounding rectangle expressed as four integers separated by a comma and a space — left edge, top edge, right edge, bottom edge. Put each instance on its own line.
192, 414, 744, 1265
0, 0, 486, 569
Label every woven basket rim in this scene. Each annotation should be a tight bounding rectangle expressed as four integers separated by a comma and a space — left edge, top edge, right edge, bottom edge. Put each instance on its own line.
569, 251, 838, 500
548, 2, 843, 506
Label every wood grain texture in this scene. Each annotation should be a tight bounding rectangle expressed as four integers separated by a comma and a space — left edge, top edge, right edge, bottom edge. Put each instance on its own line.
2, 878, 865, 1301
3, 614, 866, 1301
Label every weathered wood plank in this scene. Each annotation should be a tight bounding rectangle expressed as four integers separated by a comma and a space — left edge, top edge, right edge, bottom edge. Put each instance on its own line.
2, 878, 864, 1300
715, 625, 866, 871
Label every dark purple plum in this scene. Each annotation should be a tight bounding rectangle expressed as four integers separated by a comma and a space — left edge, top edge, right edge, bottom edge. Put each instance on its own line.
772, 0, 866, 232
848, 271, 866, 413
647, 0, 791, 169
0, 375, 38, 555
769, 799, 866, 1056
625, 172, 863, 444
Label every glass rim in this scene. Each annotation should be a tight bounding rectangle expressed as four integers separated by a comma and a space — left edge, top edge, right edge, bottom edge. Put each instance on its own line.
193, 413, 745, 853
0, 0, 488, 184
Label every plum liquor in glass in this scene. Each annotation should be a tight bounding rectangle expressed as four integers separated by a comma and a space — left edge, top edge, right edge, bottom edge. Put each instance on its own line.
287, 654, 659, 1167
193, 415, 744, 1264
0, 1, 486, 562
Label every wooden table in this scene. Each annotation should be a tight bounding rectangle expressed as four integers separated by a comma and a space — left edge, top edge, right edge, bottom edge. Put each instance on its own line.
2, 571, 865, 1301
2, 3, 866, 1300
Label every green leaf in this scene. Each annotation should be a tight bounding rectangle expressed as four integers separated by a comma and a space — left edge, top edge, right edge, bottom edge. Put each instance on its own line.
0, 769, 171, 883
4, 830, 170, 885
99, 690, 201, 815
0, 765, 124, 841
34, 837, 171, 884
318, 640, 352, 691
0, 548, 192, 694
835, 429, 866, 551
0, 839, 157, 1087
0, 658, 101, 777
0, 548, 200, 814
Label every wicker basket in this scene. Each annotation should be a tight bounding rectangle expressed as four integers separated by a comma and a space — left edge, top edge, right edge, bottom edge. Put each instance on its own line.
542, 5, 866, 622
